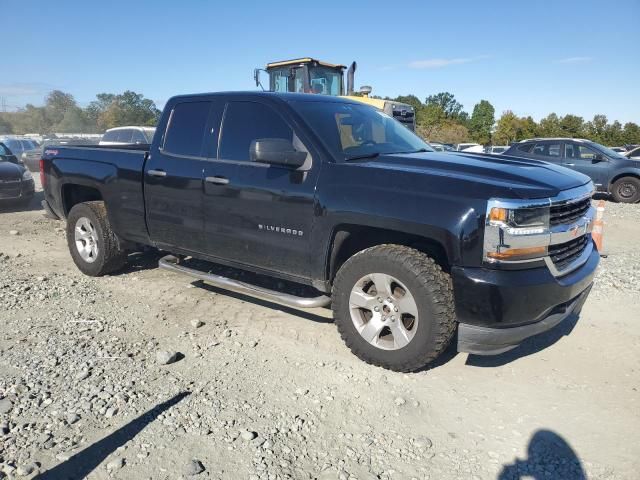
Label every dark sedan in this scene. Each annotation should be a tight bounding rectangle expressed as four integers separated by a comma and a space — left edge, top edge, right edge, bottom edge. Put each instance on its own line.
0, 142, 35, 205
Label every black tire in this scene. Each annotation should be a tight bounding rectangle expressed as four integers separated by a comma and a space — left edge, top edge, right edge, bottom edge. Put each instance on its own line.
332, 244, 456, 372
611, 177, 640, 203
66, 201, 127, 276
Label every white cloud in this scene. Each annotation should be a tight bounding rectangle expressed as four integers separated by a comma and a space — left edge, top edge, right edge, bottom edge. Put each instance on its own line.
408, 55, 489, 69
555, 56, 593, 64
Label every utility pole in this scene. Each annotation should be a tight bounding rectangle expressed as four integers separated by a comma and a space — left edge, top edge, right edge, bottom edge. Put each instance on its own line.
0, 96, 6, 112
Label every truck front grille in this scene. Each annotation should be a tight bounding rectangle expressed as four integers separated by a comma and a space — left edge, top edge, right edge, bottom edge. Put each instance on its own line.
550, 197, 591, 226
548, 235, 589, 271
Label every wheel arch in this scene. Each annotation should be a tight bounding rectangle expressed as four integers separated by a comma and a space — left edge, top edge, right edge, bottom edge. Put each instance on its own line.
61, 183, 104, 217
326, 224, 452, 285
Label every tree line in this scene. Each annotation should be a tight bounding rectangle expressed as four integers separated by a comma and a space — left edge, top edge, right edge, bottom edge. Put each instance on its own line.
0, 90, 160, 135
391, 92, 640, 146
1, 89, 639, 147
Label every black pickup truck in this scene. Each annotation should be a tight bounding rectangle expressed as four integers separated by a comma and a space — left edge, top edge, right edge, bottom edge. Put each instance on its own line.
41, 92, 599, 372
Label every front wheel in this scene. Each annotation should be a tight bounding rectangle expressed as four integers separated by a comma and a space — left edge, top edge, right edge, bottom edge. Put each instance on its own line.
66, 201, 127, 276
611, 177, 640, 203
332, 245, 456, 372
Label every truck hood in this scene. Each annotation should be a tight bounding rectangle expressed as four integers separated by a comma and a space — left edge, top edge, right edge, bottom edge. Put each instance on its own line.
0, 161, 22, 181
360, 151, 591, 199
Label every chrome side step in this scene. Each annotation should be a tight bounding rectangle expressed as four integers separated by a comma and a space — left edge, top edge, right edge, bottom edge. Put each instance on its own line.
158, 255, 331, 309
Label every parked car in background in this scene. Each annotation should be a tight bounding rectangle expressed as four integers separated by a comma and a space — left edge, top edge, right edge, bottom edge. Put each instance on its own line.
0, 144, 35, 205
504, 138, 640, 203
459, 144, 484, 153
99, 126, 156, 146
429, 142, 455, 152
0, 137, 40, 166
609, 147, 627, 154
456, 142, 482, 151
486, 145, 509, 154
624, 146, 640, 159
0, 142, 21, 164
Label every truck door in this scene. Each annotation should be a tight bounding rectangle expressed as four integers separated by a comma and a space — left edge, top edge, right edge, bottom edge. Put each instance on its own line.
203, 99, 320, 280
562, 142, 610, 189
144, 100, 214, 253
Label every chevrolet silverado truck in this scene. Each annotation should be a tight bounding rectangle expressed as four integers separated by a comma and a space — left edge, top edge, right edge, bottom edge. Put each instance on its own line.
41, 92, 599, 372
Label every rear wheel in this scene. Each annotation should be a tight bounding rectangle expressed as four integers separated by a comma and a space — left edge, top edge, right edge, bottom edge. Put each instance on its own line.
611, 177, 640, 203
66, 201, 127, 276
332, 244, 456, 372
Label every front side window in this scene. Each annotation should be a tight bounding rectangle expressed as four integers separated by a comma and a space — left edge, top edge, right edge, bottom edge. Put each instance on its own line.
517, 143, 534, 153
565, 143, 597, 160
219, 102, 293, 162
291, 100, 431, 160
532, 142, 561, 158
0, 143, 8, 156
163, 101, 211, 157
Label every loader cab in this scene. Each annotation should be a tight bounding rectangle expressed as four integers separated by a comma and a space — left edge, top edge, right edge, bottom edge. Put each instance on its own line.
262, 58, 346, 96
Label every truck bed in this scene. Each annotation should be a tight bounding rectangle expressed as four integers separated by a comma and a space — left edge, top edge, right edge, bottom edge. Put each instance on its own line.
42, 144, 151, 245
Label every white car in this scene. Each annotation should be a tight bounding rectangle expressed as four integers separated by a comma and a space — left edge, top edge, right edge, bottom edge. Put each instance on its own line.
456, 142, 482, 152
487, 145, 509, 154
99, 126, 156, 146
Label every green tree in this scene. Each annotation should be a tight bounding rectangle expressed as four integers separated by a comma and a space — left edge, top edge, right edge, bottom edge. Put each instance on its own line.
493, 111, 522, 144
469, 100, 495, 144
603, 120, 623, 146
538, 113, 561, 137
559, 114, 584, 137
425, 92, 464, 120
55, 106, 93, 133
0, 115, 13, 134
45, 90, 77, 125
88, 91, 160, 130
393, 95, 423, 110
622, 122, 640, 145
519, 116, 538, 140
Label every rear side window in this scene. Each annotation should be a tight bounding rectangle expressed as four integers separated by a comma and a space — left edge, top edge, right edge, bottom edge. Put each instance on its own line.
219, 101, 293, 162
163, 102, 211, 157
532, 142, 561, 158
102, 131, 118, 142
131, 130, 147, 144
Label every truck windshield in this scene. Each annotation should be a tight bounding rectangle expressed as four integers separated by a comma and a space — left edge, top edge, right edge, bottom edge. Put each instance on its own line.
291, 100, 433, 160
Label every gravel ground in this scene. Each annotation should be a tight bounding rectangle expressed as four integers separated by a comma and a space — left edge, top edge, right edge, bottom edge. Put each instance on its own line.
0, 184, 639, 479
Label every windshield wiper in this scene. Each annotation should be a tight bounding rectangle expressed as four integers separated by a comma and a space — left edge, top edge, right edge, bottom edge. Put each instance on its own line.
390, 148, 431, 154
345, 152, 381, 161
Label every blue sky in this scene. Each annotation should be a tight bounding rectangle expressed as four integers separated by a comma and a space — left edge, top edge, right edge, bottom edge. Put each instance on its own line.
3, 0, 639, 123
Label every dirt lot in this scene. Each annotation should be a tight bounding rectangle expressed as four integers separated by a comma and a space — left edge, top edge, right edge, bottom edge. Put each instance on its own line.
1, 181, 639, 480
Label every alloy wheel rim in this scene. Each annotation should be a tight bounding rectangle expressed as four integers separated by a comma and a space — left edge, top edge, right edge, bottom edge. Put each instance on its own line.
348, 273, 419, 350
74, 217, 99, 263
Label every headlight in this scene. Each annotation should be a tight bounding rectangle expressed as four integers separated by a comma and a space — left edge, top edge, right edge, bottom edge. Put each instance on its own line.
484, 201, 550, 263
22, 169, 33, 180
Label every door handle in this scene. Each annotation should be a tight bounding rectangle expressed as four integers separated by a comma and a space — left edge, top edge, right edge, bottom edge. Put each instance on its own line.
148, 169, 167, 177
563, 163, 575, 166
205, 176, 229, 185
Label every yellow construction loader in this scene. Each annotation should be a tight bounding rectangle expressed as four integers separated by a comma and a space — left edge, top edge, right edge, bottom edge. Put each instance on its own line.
254, 57, 415, 130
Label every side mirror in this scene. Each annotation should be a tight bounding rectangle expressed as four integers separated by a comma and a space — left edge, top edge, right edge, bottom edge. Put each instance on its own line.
253, 68, 260, 87
250, 138, 307, 168
593, 154, 606, 162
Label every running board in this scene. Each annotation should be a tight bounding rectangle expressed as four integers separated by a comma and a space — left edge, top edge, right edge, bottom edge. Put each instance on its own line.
158, 255, 331, 309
